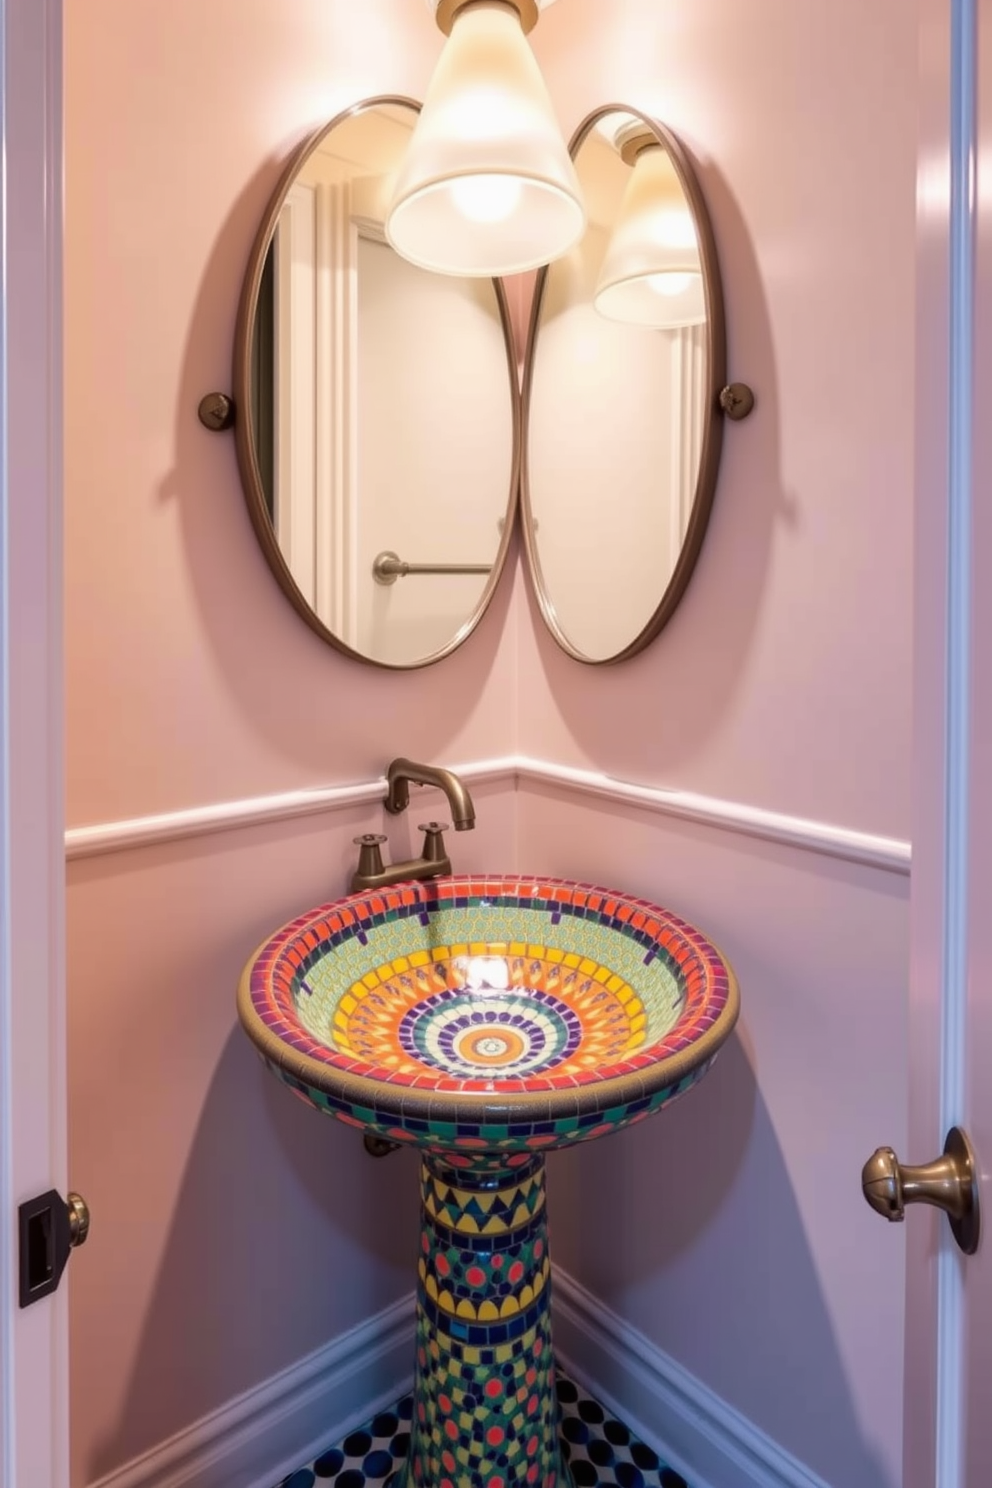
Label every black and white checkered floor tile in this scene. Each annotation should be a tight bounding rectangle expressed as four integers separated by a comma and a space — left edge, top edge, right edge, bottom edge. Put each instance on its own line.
276, 1373, 689, 1488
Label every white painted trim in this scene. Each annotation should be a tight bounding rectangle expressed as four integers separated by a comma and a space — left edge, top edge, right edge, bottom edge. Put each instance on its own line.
668, 332, 685, 563
274, 183, 318, 602
314, 177, 337, 632
904, 3, 956, 1482
315, 179, 359, 640
86, 1293, 415, 1488
514, 757, 910, 875
552, 1268, 832, 1488
670, 323, 705, 554
75, 1264, 842, 1488
62, 760, 516, 860
934, 3, 975, 1485
0, 0, 68, 1482
65, 755, 912, 873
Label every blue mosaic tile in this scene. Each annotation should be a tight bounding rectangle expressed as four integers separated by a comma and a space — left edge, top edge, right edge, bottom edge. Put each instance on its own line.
276, 1373, 689, 1488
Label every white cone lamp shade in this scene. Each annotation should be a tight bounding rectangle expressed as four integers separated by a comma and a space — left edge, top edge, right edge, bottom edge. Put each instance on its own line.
386, 1, 585, 276
594, 139, 706, 329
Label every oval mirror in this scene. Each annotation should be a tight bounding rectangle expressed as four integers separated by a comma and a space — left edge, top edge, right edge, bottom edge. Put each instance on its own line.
521, 106, 728, 663
233, 97, 520, 669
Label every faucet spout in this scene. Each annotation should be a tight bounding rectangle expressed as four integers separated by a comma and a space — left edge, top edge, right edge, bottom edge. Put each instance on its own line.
385, 757, 476, 831
349, 762, 477, 893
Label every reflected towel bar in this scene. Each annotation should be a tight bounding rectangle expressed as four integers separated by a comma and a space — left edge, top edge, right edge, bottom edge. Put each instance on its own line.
373, 550, 493, 586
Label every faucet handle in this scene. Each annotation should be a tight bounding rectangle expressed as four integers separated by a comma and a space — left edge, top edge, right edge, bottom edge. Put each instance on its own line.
419, 821, 450, 865
353, 833, 387, 883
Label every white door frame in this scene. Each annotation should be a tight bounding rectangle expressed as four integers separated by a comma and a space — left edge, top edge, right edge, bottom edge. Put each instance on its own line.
0, 0, 67, 1484
906, 2, 976, 1487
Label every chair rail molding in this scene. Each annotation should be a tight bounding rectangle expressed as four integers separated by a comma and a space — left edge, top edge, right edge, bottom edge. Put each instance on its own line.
65, 755, 911, 874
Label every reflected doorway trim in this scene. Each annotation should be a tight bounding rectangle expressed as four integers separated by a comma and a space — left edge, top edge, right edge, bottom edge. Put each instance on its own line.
670, 323, 705, 554
230, 94, 522, 671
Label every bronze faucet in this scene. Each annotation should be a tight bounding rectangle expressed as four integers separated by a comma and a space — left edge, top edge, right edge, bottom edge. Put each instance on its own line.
350, 759, 476, 893
384, 757, 476, 831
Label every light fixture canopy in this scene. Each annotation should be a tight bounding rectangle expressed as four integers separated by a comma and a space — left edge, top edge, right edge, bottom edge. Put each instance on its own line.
432, 0, 539, 33
594, 129, 706, 329
425, 0, 562, 37
387, 0, 585, 277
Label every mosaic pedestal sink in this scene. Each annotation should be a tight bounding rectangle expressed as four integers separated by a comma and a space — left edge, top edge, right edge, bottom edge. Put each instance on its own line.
238, 875, 739, 1488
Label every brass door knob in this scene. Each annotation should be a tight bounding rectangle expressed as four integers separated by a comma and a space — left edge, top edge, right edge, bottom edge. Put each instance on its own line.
67, 1192, 91, 1249
862, 1125, 980, 1256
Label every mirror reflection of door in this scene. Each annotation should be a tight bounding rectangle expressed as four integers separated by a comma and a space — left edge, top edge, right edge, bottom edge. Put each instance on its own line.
355, 235, 512, 662
249, 249, 275, 516
244, 101, 517, 668
523, 108, 721, 664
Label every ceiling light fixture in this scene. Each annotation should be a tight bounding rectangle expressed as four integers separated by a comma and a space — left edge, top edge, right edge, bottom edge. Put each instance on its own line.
386, 0, 585, 277
594, 127, 706, 329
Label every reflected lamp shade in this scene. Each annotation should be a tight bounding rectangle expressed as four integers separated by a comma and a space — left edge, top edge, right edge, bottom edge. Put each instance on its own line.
386, 0, 585, 277
594, 138, 705, 329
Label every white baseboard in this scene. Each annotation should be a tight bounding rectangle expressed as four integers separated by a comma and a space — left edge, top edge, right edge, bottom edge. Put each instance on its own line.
552, 1268, 833, 1488
85, 1268, 835, 1488
87, 1293, 416, 1488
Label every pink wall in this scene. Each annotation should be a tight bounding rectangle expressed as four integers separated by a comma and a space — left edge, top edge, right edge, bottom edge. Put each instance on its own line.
64, 0, 519, 830
526, 0, 914, 840
520, 4, 915, 1486
524, 792, 908, 1488
65, 789, 516, 1484
65, 1, 915, 1486
63, 2, 518, 1482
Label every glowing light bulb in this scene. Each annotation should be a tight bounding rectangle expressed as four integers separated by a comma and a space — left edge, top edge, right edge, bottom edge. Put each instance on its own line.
450, 174, 523, 224
647, 272, 698, 298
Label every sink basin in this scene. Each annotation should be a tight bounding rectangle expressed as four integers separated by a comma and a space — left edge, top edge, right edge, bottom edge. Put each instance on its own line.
238, 874, 738, 1151
238, 874, 738, 1488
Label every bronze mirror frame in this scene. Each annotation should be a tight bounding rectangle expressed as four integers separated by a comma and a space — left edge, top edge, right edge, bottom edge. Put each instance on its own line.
228, 95, 522, 671
519, 104, 735, 666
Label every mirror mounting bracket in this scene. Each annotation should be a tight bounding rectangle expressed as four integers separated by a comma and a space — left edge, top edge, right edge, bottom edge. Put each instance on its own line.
719, 383, 755, 422
197, 392, 235, 432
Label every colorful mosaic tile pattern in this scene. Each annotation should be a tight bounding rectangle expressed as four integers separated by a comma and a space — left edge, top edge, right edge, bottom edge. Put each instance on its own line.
402, 1151, 564, 1487
263, 1052, 712, 1155
277, 1374, 690, 1488
238, 876, 738, 1150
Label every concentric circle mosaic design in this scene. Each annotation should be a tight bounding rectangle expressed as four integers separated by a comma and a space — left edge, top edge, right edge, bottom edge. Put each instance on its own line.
399, 988, 583, 1079
239, 876, 739, 1149
344, 949, 642, 1085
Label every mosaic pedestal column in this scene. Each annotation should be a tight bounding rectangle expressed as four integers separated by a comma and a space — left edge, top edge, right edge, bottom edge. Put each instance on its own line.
398, 1151, 571, 1488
